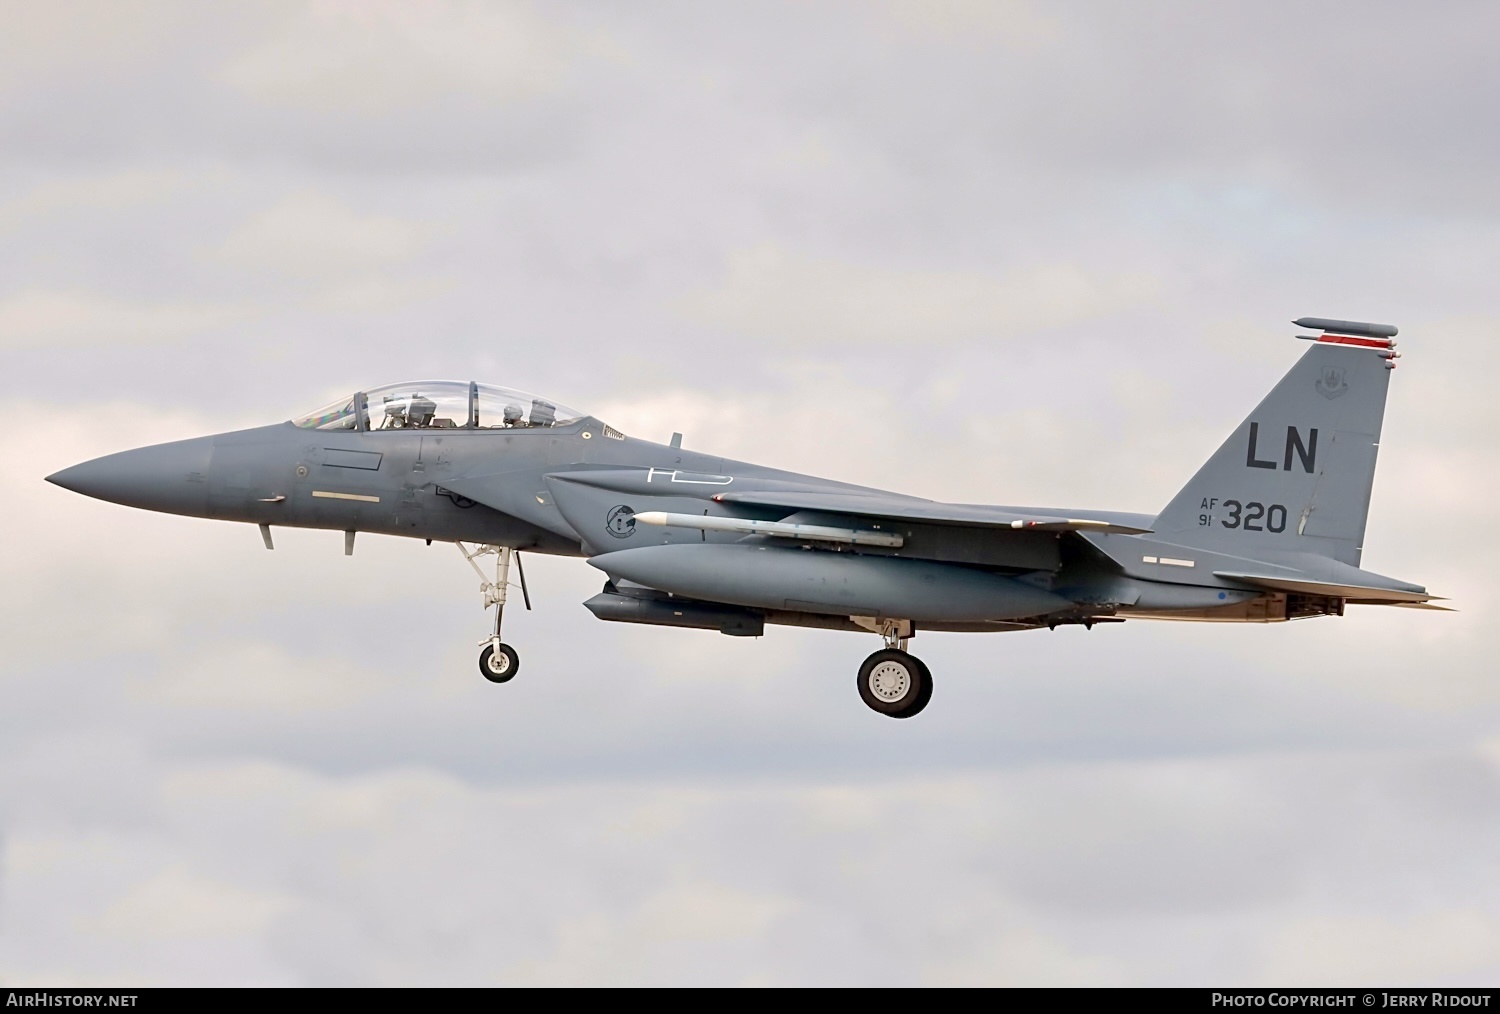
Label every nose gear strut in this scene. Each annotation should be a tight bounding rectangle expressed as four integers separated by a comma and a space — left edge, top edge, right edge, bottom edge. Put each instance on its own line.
457, 542, 530, 683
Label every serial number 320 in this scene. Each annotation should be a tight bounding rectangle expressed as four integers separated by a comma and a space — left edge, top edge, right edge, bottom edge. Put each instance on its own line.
1199, 499, 1289, 533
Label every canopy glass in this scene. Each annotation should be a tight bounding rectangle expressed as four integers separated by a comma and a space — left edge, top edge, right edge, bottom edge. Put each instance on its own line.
293, 381, 588, 432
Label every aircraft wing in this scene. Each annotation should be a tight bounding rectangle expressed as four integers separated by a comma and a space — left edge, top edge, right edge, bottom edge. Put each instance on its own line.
714, 490, 1154, 535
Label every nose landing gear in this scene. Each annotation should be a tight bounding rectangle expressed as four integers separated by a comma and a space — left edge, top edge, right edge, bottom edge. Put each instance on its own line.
480, 641, 519, 683
853, 619, 931, 718
458, 542, 529, 684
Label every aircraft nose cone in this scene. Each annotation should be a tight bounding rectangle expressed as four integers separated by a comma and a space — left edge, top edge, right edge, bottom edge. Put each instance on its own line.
47, 435, 215, 516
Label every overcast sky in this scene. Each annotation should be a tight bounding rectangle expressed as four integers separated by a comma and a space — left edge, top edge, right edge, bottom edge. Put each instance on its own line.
2, 0, 1498, 986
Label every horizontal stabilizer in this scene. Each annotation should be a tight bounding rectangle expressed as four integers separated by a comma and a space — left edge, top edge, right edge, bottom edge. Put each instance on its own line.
713, 490, 1153, 535
1213, 571, 1436, 604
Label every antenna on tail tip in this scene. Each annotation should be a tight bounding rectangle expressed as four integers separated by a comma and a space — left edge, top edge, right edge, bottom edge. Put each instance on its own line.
1292, 317, 1398, 339
1293, 317, 1401, 368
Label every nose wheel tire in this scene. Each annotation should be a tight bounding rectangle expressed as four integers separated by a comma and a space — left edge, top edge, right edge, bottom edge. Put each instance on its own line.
857, 649, 932, 718
479, 643, 520, 683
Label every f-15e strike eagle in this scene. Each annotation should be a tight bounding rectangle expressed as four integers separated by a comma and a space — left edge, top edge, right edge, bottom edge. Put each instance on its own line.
48, 317, 1439, 718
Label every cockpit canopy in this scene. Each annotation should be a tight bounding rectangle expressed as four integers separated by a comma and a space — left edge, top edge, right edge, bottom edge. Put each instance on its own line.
294, 381, 588, 432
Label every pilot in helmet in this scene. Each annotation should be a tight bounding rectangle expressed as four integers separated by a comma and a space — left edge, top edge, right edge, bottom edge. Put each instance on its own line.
502, 403, 525, 427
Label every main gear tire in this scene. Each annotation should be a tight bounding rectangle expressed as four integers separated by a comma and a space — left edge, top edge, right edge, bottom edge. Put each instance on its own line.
479, 643, 520, 683
857, 649, 930, 718
894, 657, 934, 718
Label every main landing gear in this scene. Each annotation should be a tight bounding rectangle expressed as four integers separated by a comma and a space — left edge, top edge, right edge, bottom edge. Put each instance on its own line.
854, 619, 931, 719
458, 542, 530, 684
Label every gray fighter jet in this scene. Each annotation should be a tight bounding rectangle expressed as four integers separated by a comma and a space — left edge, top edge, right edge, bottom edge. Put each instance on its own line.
47, 317, 1440, 718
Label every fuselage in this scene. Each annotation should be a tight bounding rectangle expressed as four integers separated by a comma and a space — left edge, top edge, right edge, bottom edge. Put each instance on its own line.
46, 413, 1310, 628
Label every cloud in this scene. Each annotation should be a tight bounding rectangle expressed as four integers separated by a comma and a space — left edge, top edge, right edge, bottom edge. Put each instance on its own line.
220, 0, 583, 114
134, 641, 386, 714
922, 927, 1128, 986
215, 191, 429, 279
675, 243, 1159, 346
0, 1, 188, 97
0, 289, 243, 349
1260, 910, 1500, 985
873, 0, 1059, 47
90, 867, 295, 939
0, 170, 180, 233
5, 756, 1500, 985
510, 881, 801, 985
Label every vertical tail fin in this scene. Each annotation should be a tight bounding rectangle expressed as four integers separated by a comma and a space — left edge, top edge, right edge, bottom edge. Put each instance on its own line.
1152, 319, 1400, 566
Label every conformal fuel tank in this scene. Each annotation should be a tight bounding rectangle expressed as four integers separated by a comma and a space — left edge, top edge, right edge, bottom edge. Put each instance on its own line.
587, 544, 1069, 622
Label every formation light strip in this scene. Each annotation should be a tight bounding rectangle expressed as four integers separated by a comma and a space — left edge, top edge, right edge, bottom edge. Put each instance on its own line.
312, 491, 382, 503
